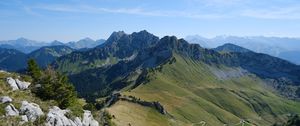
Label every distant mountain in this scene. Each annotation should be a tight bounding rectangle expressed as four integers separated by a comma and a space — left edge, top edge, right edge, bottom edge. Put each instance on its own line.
0, 37, 105, 53
0, 45, 75, 71
66, 38, 105, 49
29, 45, 75, 68
279, 50, 300, 65
185, 35, 300, 64
213, 43, 251, 53
0, 38, 48, 53
0, 48, 27, 71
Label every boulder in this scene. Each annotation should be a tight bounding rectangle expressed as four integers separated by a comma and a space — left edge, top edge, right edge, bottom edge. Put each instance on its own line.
45, 106, 78, 126
5, 104, 19, 116
20, 115, 29, 124
45, 106, 99, 126
20, 101, 44, 121
6, 77, 19, 91
6, 77, 31, 90
82, 110, 99, 126
15, 79, 30, 90
74, 117, 83, 126
0, 96, 12, 103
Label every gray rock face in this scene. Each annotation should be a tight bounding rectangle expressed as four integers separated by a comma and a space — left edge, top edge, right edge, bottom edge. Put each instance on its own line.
6, 77, 19, 91
82, 110, 99, 126
0, 96, 12, 103
20, 101, 44, 121
5, 104, 19, 116
46, 106, 77, 126
6, 77, 31, 90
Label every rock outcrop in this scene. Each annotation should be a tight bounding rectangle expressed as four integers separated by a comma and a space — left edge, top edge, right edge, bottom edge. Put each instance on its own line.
20, 115, 29, 124
6, 77, 31, 90
46, 106, 77, 126
20, 101, 44, 121
82, 110, 99, 126
46, 106, 99, 126
5, 104, 19, 116
0, 96, 12, 103
6, 77, 19, 91
15, 79, 30, 90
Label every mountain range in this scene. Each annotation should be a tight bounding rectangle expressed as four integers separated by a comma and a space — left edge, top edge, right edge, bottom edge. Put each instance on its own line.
0, 37, 105, 53
1, 30, 300, 125
185, 35, 300, 65
52, 30, 300, 125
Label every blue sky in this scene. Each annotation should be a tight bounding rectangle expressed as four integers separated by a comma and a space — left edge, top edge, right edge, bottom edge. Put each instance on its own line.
1, 0, 300, 42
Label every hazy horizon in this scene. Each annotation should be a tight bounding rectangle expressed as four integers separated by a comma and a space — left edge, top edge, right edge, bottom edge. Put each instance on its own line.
2, 31, 300, 43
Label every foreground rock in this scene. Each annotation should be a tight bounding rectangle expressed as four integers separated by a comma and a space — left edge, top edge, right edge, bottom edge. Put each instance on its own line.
20, 101, 44, 121
46, 106, 77, 126
0, 96, 12, 103
15, 79, 30, 90
82, 110, 99, 126
6, 77, 19, 91
6, 77, 31, 90
46, 106, 99, 126
5, 104, 19, 116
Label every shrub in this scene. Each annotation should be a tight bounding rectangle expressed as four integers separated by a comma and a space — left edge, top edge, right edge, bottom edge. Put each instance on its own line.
28, 59, 78, 109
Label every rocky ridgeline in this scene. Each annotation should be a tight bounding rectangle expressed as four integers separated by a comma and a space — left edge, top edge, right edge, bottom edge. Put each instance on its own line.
1, 76, 99, 126
106, 93, 167, 115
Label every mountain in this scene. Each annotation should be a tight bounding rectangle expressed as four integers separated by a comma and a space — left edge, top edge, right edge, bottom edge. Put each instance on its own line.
279, 50, 300, 65
54, 30, 159, 75
0, 38, 48, 53
0, 48, 27, 71
0, 38, 106, 54
0, 45, 75, 71
28, 45, 75, 68
185, 35, 300, 65
213, 43, 251, 53
66, 38, 105, 49
54, 31, 300, 125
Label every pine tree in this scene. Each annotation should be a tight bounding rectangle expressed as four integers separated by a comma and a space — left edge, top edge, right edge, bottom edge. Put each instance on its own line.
27, 59, 41, 81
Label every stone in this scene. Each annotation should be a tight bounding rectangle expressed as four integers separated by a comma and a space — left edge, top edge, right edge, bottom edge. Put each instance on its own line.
20, 115, 29, 124
74, 117, 83, 126
5, 104, 19, 116
82, 110, 99, 126
15, 79, 30, 90
0, 96, 12, 103
20, 101, 44, 121
6, 77, 19, 91
46, 106, 78, 126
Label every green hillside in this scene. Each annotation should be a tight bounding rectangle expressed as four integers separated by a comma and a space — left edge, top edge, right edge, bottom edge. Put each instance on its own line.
109, 54, 300, 126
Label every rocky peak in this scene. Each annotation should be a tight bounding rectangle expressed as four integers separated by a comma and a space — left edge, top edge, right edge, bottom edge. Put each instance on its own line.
105, 31, 127, 44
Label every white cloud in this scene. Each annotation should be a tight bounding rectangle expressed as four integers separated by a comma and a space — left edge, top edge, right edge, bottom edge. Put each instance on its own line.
31, 4, 226, 19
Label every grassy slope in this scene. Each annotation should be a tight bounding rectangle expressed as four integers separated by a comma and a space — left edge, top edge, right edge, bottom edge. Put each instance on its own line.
108, 53, 300, 126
